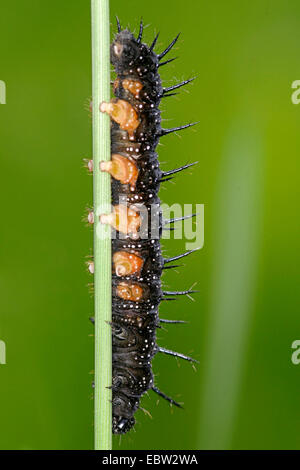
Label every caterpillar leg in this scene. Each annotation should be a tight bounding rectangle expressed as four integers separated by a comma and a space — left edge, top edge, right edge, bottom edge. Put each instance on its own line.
152, 386, 183, 408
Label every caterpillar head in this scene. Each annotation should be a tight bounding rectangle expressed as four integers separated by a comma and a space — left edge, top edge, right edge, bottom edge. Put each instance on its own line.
112, 415, 135, 435
111, 30, 158, 76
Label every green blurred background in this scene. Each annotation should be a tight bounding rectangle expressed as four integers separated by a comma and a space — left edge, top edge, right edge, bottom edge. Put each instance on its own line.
0, 0, 300, 450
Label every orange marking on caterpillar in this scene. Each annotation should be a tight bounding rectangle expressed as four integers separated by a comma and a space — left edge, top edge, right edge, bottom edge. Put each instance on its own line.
116, 282, 144, 302
100, 99, 140, 137
100, 205, 141, 238
113, 251, 144, 276
122, 79, 143, 99
100, 154, 139, 190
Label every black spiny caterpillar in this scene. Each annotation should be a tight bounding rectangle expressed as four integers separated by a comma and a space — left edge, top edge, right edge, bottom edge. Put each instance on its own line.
90, 18, 199, 435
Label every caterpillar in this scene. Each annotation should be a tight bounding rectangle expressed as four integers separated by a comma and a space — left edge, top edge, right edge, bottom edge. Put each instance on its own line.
90, 18, 199, 435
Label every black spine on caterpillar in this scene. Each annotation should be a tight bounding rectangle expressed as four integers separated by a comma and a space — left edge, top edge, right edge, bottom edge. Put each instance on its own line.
99, 21, 198, 435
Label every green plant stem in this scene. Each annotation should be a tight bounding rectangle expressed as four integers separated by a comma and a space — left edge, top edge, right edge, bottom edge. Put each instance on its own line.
91, 0, 112, 450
